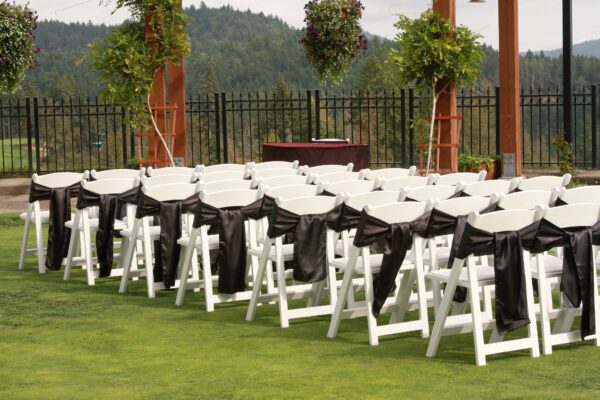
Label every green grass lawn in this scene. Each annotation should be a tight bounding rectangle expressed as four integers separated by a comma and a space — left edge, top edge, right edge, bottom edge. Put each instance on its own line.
0, 138, 30, 174
1, 212, 600, 399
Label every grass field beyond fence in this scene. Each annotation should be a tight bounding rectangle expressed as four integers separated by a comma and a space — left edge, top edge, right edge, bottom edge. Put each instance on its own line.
1, 213, 599, 399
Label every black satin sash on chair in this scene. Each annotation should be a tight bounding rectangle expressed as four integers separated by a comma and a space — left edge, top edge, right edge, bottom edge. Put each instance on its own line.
192, 199, 263, 294
331, 203, 363, 233
135, 192, 199, 289
266, 203, 342, 283
352, 210, 431, 317
523, 219, 600, 339
454, 220, 540, 334
28, 180, 81, 270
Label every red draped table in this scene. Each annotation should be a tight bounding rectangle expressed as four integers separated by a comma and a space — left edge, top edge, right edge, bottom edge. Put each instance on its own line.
262, 143, 369, 171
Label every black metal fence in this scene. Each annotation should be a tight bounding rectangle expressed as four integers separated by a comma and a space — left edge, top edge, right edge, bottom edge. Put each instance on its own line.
1, 85, 598, 177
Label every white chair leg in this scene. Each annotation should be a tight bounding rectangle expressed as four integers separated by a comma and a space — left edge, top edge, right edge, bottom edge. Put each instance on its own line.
119, 219, 140, 294
522, 252, 540, 358
63, 211, 81, 281
246, 237, 273, 322
18, 204, 33, 270
413, 238, 430, 338
141, 219, 156, 298
327, 246, 358, 338
81, 214, 95, 286
362, 252, 379, 346
467, 259, 487, 366
536, 255, 553, 355
33, 202, 45, 274
200, 228, 215, 312
175, 233, 194, 306
275, 238, 290, 328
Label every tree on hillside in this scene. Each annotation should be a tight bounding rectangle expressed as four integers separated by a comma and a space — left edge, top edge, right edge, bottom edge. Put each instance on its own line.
200, 61, 219, 95
271, 74, 292, 142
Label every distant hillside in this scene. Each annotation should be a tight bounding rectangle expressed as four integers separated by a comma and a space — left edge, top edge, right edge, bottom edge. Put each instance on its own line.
543, 39, 600, 58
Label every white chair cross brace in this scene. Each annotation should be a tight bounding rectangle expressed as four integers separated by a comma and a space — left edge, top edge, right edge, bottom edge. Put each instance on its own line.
19, 172, 85, 273
359, 166, 417, 180
426, 208, 542, 366
246, 195, 341, 328
328, 201, 433, 346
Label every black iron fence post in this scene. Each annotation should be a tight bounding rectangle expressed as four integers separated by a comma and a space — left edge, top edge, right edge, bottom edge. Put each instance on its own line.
221, 92, 228, 163
25, 97, 33, 175
495, 86, 501, 156
214, 93, 221, 163
400, 89, 407, 167
314, 89, 321, 140
408, 88, 415, 166
306, 90, 313, 143
592, 84, 598, 168
32, 97, 41, 174
121, 106, 128, 167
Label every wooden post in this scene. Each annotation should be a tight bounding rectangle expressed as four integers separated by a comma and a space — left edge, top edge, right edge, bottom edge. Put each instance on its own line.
432, 0, 458, 173
498, 0, 521, 177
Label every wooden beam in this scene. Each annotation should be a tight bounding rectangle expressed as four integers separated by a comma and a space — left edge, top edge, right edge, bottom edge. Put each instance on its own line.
498, 0, 522, 177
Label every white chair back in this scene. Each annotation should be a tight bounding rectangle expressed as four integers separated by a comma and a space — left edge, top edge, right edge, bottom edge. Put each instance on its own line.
319, 179, 378, 196
434, 196, 493, 218
146, 166, 201, 176
248, 160, 299, 170
460, 178, 518, 197
251, 168, 300, 180
379, 175, 433, 191
139, 174, 197, 187
434, 171, 486, 186
555, 185, 600, 204
81, 178, 137, 195
276, 196, 337, 216
199, 179, 254, 192
400, 184, 458, 202
200, 189, 260, 209
199, 163, 246, 173
492, 190, 555, 210
142, 182, 201, 202
365, 201, 432, 225
300, 163, 353, 175
343, 191, 402, 211
32, 172, 84, 188
260, 184, 321, 199
539, 203, 600, 229
200, 170, 247, 182
252, 175, 311, 189
90, 169, 144, 180
467, 209, 540, 233
311, 171, 361, 185
359, 166, 417, 180
517, 174, 571, 191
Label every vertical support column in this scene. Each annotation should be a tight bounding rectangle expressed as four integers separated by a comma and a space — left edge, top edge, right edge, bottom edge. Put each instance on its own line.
592, 84, 598, 168
432, 0, 457, 173
26, 97, 33, 174
168, 59, 188, 166
306, 90, 313, 143
498, 0, 522, 177
315, 90, 321, 140
562, 0, 573, 145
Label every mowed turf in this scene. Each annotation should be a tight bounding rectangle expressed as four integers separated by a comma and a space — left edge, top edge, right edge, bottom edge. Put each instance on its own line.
1, 212, 599, 399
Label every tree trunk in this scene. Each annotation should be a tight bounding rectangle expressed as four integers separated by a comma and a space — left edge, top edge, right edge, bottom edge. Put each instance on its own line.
426, 84, 438, 175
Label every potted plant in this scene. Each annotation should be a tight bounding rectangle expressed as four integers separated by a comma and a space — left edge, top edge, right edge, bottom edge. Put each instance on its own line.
457, 154, 499, 180
391, 9, 483, 174
300, 0, 368, 86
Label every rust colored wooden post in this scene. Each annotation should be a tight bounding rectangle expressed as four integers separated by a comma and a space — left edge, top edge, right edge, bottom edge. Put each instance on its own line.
168, 59, 188, 166
432, 0, 458, 173
498, 0, 522, 177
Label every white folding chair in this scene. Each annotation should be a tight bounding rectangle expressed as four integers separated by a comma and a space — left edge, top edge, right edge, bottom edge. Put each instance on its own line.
90, 169, 144, 180
517, 174, 571, 191
199, 163, 247, 174
146, 166, 202, 176
318, 179, 379, 196
300, 163, 354, 176
426, 209, 542, 366
198, 179, 254, 192
251, 168, 301, 180
19, 172, 85, 273
433, 171, 487, 186
460, 178, 519, 197
139, 174, 199, 187
175, 189, 262, 310
247, 160, 299, 170
63, 178, 137, 285
328, 201, 433, 346
531, 203, 600, 355
119, 182, 201, 298
200, 170, 248, 182
246, 196, 341, 328
399, 184, 460, 202
378, 175, 434, 191
251, 174, 311, 189
359, 166, 417, 180
311, 171, 362, 185
259, 184, 322, 199
554, 185, 600, 204
492, 190, 556, 210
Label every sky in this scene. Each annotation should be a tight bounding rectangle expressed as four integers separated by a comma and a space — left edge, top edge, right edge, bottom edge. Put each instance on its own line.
15, 0, 600, 51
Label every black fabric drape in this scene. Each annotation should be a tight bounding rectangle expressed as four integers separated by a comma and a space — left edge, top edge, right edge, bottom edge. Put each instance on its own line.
29, 180, 81, 270
454, 220, 540, 334
331, 203, 363, 233
135, 192, 199, 289
352, 210, 431, 317
266, 203, 342, 283
76, 187, 123, 277
523, 219, 600, 339
192, 199, 262, 294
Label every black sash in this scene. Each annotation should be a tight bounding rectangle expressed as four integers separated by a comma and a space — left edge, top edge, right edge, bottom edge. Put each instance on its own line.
192, 199, 263, 294
135, 192, 199, 289
29, 180, 81, 270
352, 210, 431, 317
454, 220, 540, 334
267, 203, 342, 283
523, 219, 600, 339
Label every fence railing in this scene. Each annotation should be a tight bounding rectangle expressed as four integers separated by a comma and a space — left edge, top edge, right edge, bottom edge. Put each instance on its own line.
0, 85, 598, 177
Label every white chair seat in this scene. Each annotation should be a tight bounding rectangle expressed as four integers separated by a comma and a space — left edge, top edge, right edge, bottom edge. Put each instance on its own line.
423, 247, 451, 263
249, 243, 295, 261
331, 253, 415, 274
427, 266, 496, 286
20, 210, 50, 223
531, 255, 563, 277
65, 218, 127, 231
120, 225, 161, 239
177, 234, 220, 250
